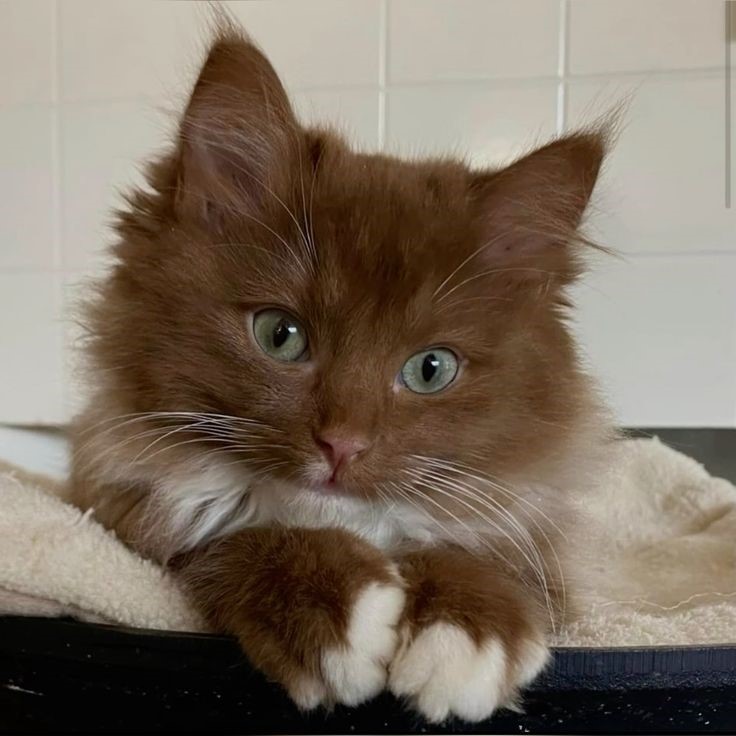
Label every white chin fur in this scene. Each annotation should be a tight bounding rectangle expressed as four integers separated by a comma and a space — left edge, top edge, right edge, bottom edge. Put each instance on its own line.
389, 622, 549, 723
148, 458, 450, 556
320, 575, 406, 706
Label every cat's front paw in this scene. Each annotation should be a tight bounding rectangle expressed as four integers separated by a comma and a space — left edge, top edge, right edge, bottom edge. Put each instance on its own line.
287, 575, 405, 709
389, 622, 549, 723
181, 527, 406, 713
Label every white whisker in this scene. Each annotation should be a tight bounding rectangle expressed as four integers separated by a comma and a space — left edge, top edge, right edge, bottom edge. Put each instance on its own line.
432, 231, 509, 300
408, 455, 566, 629
405, 464, 557, 631
436, 267, 562, 304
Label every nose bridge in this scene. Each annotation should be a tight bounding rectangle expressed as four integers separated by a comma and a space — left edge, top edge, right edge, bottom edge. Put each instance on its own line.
315, 342, 383, 436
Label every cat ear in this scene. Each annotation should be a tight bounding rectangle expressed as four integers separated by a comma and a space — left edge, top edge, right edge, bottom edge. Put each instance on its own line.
470, 131, 607, 287
174, 25, 299, 224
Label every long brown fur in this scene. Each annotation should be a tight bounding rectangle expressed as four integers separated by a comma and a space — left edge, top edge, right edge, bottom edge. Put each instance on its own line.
68, 20, 613, 721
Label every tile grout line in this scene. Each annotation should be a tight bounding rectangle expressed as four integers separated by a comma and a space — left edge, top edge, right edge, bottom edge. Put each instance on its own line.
556, 0, 569, 134
51, 0, 67, 422
726, 0, 732, 209
0, 67, 727, 115
727, 2, 736, 427
50, 0, 62, 273
377, 0, 388, 150
728, 1, 736, 427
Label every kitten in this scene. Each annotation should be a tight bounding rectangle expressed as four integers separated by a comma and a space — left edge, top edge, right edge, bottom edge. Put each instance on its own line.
69, 21, 612, 723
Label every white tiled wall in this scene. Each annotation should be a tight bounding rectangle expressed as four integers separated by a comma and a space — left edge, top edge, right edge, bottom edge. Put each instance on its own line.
0, 0, 734, 427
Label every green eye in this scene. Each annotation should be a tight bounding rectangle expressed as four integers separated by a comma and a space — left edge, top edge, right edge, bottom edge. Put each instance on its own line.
401, 348, 459, 394
252, 309, 308, 362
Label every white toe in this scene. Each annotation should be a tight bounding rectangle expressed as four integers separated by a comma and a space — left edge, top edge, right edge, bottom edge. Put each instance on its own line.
389, 622, 509, 723
452, 637, 507, 721
321, 579, 406, 706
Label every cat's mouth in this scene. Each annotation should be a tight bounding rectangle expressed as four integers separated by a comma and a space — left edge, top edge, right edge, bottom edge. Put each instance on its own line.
309, 470, 354, 498
297, 459, 365, 499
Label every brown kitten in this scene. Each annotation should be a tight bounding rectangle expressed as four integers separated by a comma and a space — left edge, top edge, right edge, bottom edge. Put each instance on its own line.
69, 20, 612, 723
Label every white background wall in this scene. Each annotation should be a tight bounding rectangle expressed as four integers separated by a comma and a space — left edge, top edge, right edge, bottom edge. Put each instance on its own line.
0, 0, 734, 427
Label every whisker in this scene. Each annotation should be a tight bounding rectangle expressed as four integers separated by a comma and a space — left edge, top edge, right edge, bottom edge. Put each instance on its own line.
404, 470, 524, 568
307, 137, 323, 270
434, 295, 513, 314
294, 133, 318, 272
417, 455, 566, 538
75, 422, 208, 478
138, 436, 283, 465
436, 267, 564, 304
385, 481, 478, 552
409, 456, 566, 627
130, 419, 222, 464
415, 467, 556, 605
405, 465, 556, 631
432, 231, 510, 300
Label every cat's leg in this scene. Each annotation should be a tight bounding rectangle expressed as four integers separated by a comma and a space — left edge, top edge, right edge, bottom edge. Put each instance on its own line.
388, 545, 551, 723
178, 527, 405, 709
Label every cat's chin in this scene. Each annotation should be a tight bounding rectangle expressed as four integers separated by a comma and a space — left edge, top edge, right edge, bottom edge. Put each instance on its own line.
303, 479, 358, 500
310, 483, 343, 497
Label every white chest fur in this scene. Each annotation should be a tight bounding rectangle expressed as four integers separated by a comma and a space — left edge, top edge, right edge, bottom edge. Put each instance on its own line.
149, 458, 450, 555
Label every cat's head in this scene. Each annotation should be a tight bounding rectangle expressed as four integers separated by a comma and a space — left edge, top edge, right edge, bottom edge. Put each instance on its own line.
88, 26, 608, 509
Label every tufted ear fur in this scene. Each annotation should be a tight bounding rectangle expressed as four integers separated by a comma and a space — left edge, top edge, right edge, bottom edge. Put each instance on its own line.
469, 131, 607, 289
174, 24, 300, 226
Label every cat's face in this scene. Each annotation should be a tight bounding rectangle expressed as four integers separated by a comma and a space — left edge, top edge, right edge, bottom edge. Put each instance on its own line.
90, 31, 605, 505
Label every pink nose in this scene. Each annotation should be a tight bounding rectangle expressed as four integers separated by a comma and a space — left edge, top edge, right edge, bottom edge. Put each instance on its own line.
314, 431, 371, 471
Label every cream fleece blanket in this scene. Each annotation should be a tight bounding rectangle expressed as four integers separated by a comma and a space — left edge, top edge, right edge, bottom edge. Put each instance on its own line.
1, 437, 735, 647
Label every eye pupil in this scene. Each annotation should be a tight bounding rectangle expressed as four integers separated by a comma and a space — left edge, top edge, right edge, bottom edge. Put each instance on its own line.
272, 320, 293, 348
422, 354, 439, 382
